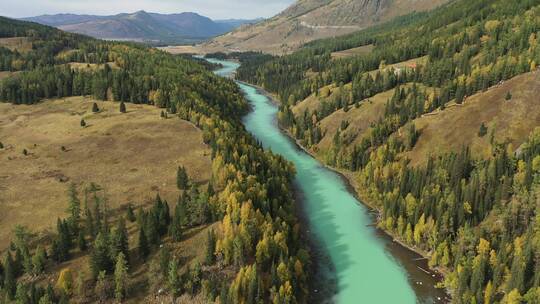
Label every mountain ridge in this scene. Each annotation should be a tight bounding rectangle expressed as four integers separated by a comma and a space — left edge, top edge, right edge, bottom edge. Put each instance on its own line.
199, 0, 452, 54
21, 11, 260, 44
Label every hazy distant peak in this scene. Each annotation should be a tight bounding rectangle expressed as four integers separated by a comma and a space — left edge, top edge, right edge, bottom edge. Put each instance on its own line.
21, 11, 262, 44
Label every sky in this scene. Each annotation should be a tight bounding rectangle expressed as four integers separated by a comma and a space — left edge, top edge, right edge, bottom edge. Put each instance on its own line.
1, 0, 295, 20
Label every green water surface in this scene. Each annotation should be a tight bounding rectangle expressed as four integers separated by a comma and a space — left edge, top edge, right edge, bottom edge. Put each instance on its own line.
208, 58, 433, 304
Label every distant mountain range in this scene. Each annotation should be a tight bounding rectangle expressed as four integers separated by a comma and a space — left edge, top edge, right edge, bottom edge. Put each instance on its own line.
21, 11, 262, 44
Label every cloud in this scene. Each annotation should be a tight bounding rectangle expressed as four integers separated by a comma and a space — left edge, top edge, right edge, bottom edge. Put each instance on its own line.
1, 0, 295, 19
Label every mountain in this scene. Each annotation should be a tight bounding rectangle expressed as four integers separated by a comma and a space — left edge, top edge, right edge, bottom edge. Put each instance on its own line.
215, 18, 264, 28
200, 0, 451, 54
21, 11, 259, 44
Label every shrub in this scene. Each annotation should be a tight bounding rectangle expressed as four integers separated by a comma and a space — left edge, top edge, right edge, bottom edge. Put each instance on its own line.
478, 123, 488, 137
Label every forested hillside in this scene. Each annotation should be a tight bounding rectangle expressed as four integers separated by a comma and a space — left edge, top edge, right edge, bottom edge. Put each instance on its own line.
0, 17, 309, 303
237, 0, 540, 302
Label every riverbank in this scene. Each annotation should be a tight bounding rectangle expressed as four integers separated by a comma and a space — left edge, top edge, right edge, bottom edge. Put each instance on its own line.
211, 58, 448, 303
245, 82, 452, 302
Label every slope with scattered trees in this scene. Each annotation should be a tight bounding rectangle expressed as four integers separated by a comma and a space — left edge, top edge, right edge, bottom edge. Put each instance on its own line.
0, 16, 309, 303
237, 0, 540, 302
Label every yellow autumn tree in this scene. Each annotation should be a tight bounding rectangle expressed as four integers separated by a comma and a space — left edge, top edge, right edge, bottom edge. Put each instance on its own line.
413, 213, 426, 245
484, 280, 493, 304
56, 268, 74, 295
502, 289, 522, 304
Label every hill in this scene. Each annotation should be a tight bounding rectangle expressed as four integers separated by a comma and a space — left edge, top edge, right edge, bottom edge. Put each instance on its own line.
237, 0, 540, 301
0, 97, 212, 250
197, 0, 450, 54
0, 16, 307, 303
22, 11, 259, 44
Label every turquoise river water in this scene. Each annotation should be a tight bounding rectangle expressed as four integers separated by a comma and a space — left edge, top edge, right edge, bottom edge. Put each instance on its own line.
207, 58, 449, 304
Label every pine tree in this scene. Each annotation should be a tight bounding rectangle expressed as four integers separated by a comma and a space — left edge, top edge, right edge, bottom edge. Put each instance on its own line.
15, 283, 29, 304
205, 230, 216, 265
144, 214, 159, 247
21, 246, 33, 275
138, 226, 149, 261
32, 246, 46, 274
44, 284, 55, 304
67, 183, 81, 233
169, 102, 177, 114
90, 232, 112, 279
29, 283, 40, 304
114, 253, 129, 301
51, 238, 63, 262
158, 246, 171, 277
168, 258, 181, 298
170, 201, 184, 242
176, 166, 189, 190
505, 91, 512, 101
4, 252, 16, 300
78, 230, 87, 251
119, 101, 126, 113
56, 219, 72, 258
126, 204, 136, 222
207, 182, 215, 197
92, 102, 99, 113
109, 218, 129, 262
176, 195, 188, 228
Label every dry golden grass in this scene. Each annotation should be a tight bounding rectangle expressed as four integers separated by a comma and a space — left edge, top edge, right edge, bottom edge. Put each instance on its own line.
315, 88, 392, 153
404, 70, 540, 166
159, 45, 205, 55
292, 83, 344, 116
0, 71, 13, 80
367, 56, 428, 77
313, 83, 431, 155
331, 44, 374, 59
294, 57, 428, 118
0, 96, 212, 249
67, 62, 119, 71
0, 37, 32, 53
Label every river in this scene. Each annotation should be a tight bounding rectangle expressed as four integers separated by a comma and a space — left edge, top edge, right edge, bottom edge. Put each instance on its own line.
207, 58, 449, 304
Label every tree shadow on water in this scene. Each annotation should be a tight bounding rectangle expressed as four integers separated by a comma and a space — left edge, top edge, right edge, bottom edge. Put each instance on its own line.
294, 168, 356, 303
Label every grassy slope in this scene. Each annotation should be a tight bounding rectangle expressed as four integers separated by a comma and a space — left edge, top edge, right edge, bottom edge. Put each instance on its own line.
403, 69, 540, 166
300, 67, 540, 168
0, 37, 32, 53
331, 44, 374, 59
292, 56, 433, 156
0, 97, 212, 250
